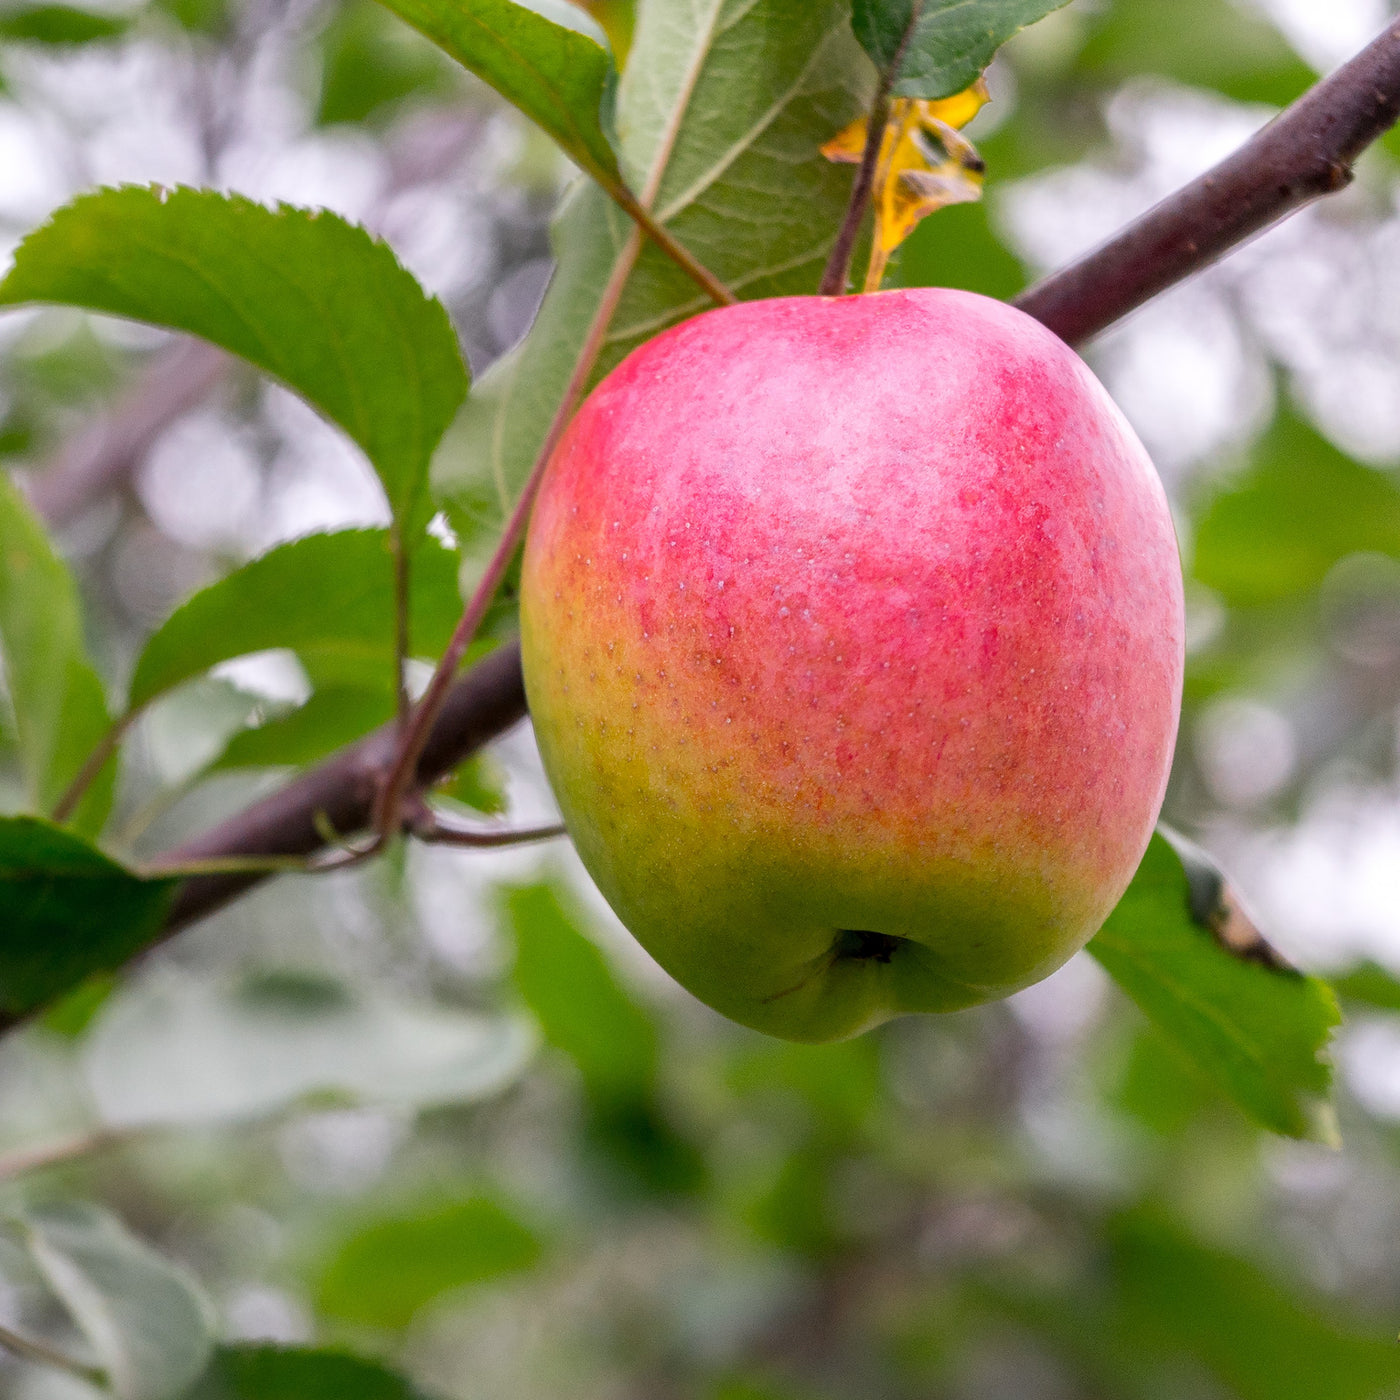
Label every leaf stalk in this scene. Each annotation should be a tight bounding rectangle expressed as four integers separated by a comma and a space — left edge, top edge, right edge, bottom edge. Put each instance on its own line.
50, 712, 135, 826
370, 225, 646, 842
410, 808, 567, 847
611, 187, 737, 306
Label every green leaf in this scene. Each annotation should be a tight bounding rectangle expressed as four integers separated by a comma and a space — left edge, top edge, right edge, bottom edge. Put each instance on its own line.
19, 1202, 214, 1400
1108, 1210, 1400, 1400
317, 0, 454, 126
1111, 1022, 1222, 1138
0, 187, 469, 530
83, 968, 535, 1126
0, 817, 174, 1019
505, 883, 657, 1105
1074, 0, 1315, 108
151, 0, 227, 36
1088, 832, 1340, 1142
436, 0, 872, 534
40, 971, 118, 1038
0, 471, 113, 832
1192, 410, 1400, 607
851, 0, 1071, 98
1329, 962, 1400, 1013
972, 1210, 1400, 1400
374, 0, 622, 190
316, 1196, 542, 1329
0, 4, 129, 42
127, 529, 464, 713
185, 1348, 429, 1400
211, 685, 394, 772
504, 884, 701, 1194
849, 0, 913, 71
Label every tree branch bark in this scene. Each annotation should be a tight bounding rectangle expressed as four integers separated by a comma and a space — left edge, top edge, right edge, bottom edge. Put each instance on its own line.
155, 642, 527, 932
24, 341, 229, 528
33, 17, 1400, 979
1013, 16, 1400, 343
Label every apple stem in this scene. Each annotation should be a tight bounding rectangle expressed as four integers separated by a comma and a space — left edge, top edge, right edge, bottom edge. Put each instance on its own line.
369, 225, 647, 845
818, 1, 924, 296
819, 85, 894, 296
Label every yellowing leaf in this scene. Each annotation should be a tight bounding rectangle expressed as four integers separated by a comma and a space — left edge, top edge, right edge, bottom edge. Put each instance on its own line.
922, 78, 991, 130
821, 119, 868, 163
822, 79, 989, 291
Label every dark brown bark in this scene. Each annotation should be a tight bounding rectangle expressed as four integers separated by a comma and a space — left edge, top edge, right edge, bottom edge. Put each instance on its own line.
1013, 17, 1400, 344
157, 643, 528, 933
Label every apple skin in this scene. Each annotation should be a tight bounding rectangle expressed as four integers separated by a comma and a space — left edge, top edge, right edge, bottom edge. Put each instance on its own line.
520, 287, 1184, 1042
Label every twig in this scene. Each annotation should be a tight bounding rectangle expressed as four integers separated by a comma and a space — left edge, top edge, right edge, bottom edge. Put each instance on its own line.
369, 225, 645, 842
392, 524, 412, 734
410, 811, 567, 848
818, 0, 923, 296
154, 642, 526, 941
23, 340, 228, 528
818, 89, 893, 296
1013, 15, 1400, 344
139, 852, 328, 878
51, 713, 135, 825
0, 1127, 129, 1181
6, 18, 1400, 1037
0, 1321, 106, 1388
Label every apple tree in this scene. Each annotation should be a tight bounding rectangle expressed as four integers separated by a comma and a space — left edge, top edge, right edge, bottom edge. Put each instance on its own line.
0, 0, 1398, 1395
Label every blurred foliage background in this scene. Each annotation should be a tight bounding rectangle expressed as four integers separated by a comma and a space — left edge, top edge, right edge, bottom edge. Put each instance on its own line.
3, 0, 1400, 1397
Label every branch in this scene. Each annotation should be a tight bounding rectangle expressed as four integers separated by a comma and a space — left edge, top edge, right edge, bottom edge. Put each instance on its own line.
152, 642, 528, 937
10, 18, 1400, 1022
23, 340, 228, 528
1013, 16, 1400, 344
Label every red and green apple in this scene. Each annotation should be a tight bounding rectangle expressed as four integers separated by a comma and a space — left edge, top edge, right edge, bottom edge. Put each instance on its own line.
521, 288, 1184, 1042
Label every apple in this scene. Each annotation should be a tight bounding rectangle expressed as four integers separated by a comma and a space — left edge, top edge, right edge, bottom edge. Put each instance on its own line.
520, 287, 1184, 1042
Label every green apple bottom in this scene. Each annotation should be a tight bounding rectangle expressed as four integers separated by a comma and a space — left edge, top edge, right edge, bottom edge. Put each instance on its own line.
521, 288, 1185, 1042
